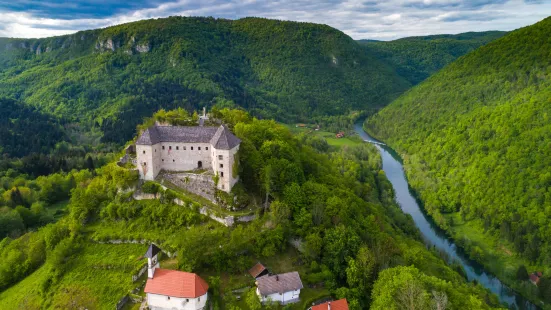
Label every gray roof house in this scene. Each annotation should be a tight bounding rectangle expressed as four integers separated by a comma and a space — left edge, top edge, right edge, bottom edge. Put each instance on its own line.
256, 272, 303, 304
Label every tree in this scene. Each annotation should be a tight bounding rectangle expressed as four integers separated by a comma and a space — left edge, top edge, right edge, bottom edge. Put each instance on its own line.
396, 280, 428, 310
346, 245, 376, 299
245, 288, 262, 310
85, 156, 95, 171
516, 265, 529, 281
430, 291, 448, 310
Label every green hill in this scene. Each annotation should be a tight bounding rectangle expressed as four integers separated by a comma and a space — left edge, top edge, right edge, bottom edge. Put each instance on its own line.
0, 108, 501, 310
366, 17, 551, 302
0, 16, 409, 146
359, 31, 505, 85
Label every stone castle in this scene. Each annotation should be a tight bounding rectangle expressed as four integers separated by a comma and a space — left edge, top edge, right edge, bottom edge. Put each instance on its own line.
136, 124, 241, 192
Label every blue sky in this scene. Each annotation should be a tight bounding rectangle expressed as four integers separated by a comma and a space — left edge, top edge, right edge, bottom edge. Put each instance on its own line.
0, 0, 550, 40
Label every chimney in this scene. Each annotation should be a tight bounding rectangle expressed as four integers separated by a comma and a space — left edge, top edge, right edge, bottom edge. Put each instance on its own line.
328, 302, 331, 310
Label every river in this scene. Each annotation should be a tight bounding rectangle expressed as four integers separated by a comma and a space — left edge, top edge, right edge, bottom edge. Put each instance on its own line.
354, 122, 537, 310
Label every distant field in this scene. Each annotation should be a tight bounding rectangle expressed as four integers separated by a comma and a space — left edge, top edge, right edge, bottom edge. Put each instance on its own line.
285, 124, 363, 147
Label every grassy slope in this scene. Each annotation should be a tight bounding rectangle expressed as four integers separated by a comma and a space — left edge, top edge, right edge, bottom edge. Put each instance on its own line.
366, 17, 551, 305
0, 243, 146, 309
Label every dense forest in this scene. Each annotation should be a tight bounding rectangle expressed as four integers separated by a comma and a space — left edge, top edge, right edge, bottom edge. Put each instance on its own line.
0, 16, 410, 145
0, 109, 501, 309
366, 17, 551, 303
359, 31, 505, 85
0, 98, 66, 157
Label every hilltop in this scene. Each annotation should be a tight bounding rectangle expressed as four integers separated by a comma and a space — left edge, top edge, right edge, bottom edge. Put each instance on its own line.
0, 108, 501, 309
359, 31, 505, 85
0, 16, 409, 146
366, 17, 551, 304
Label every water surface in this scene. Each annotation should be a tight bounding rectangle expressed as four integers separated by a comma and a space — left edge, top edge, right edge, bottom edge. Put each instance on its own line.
354, 122, 537, 310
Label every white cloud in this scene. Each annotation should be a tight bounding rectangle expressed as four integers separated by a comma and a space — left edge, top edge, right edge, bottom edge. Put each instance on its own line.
0, 0, 550, 40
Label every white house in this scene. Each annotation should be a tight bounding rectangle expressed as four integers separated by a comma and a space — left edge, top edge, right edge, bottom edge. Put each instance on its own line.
143, 244, 209, 310
256, 272, 303, 305
136, 124, 241, 192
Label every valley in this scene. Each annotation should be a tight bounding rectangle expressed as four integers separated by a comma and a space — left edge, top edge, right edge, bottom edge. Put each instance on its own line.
0, 10, 549, 310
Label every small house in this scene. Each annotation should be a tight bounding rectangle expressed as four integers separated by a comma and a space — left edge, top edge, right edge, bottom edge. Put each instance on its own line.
310, 298, 349, 310
248, 262, 269, 279
143, 244, 209, 310
335, 131, 345, 138
256, 271, 303, 305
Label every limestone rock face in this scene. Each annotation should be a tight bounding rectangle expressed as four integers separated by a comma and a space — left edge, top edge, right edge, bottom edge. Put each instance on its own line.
136, 43, 150, 53
95, 38, 118, 52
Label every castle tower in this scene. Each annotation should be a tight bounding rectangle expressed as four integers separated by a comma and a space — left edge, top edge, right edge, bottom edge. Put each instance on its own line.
144, 244, 161, 278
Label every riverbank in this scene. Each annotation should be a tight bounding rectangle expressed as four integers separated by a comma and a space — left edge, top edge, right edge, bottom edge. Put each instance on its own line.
358, 121, 544, 309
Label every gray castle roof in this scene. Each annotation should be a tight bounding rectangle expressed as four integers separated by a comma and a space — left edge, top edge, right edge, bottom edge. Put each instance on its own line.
256, 272, 303, 295
136, 125, 240, 150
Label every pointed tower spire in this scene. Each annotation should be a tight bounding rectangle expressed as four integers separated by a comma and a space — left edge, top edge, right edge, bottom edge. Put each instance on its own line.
144, 244, 161, 278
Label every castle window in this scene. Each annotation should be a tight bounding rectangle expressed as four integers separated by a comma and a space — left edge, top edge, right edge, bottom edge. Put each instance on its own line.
162, 146, 165, 150
218, 155, 223, 160
169, 146, 172, 150
162, 159, 164, 162
176, 146, 179, 150
143, 162, 146, 166
220, 164, 223, 168
173, 159, 175, 162
143, 150, 145, 154
191, 147, 194, 150
222, 184, 225, 189
220, 172, 224, 177
184, 146, 187, 150
205, 147, 208, 150
198, 147, 201, 151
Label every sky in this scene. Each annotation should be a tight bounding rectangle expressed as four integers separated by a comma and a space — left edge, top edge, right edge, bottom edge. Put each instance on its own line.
0, 0, 550, 40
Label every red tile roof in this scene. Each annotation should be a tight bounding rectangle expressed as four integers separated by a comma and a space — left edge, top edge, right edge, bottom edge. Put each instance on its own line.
530, 273, 541, 285
311, 299, 349, 310
248, 262, 267, 278
144, 269, 209, 298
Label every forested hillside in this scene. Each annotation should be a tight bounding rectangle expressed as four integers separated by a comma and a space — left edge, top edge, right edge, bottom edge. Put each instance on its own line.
0, 16, 409, 145
0, 98, 66, 157
366, 17, 551, 303
359, 31, 505, 85
0, 108, 501, 309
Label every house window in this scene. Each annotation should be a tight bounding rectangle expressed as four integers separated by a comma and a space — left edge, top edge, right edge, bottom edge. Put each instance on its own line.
222, 184, 225, 189
218, 155, 223, 160
220, 164, 223, 168
220, 172, 224, 177
191, 147, 194, 150
162, 159, 164, 162
173, 159, 175, 162
198, 147, 201, 150
143, 162, 146, 166
176, 146, 179, 150
206, 147, 209, 150
162, 146, 165, 150
169, 146, 172, 150
186, 299, 189, 302
143, 150, 145, 154
198, 297, 200, 301
167, 296, 170, 300
155, 149, 157, 152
